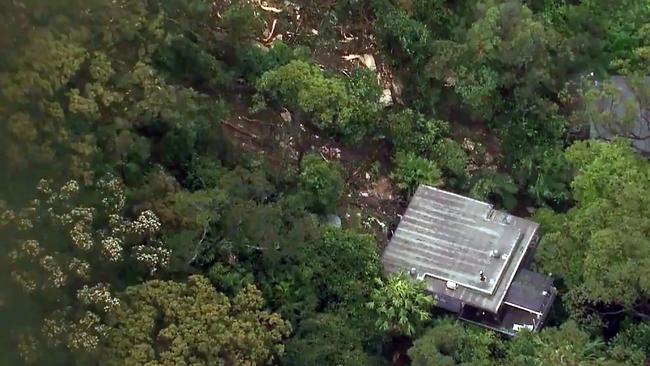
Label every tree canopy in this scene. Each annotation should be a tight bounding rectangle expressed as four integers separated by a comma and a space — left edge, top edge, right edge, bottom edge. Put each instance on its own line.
101, 275, 291, 366
2, 0, 650, 365
536, 140, 650, 309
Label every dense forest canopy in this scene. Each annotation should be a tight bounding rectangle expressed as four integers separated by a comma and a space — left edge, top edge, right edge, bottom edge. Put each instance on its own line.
0, 0, 649, 365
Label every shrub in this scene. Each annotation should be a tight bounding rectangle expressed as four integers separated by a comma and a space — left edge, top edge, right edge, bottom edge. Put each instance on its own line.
408, 318, 502, 366
386, 108, 449, 154
338, 68, 382, 143
392, 150, 443, 197
255, 61, 382, 142
255, 60, 348, 129
376, 9, 433, 64
300, 228, 381, 307
366, 273, 433, 336
283, 312, 384, 366
154, 36, 232, 90
514, 146, 571, 206
207, 262, 255, 296
299, 154, 344, 214
236, 41, 311, 83
430, 138, 468, 178
468, 170, 519, 211
218, 1, 264, 43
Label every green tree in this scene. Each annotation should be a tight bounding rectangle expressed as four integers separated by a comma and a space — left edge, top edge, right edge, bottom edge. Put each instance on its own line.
408, 318, 502, 366
392, 151, 443, 197
300, 228, 381, 307
505, 321, 623, 366
536, 140, 650, 315
0, 0, 227, 184
1, 176, 170, 362
254, 60, 382, 142
609, 322, 650, 365
283, 312, 384, 366
299, 154, 344, 215
366, 273, 433, 336
430, 138, 468, 181
386, 108, 449, 155
101, 275, 291, 366
469, 170, 519, 211
254, 60, 348, 129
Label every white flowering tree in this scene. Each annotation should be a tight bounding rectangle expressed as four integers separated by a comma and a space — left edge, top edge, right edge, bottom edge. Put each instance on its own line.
0, 174, 170, 363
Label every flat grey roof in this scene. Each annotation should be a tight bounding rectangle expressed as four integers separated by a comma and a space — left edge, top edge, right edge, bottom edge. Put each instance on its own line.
504, 269, 555, 315
588, 76, 650, 155
382, 186, 539, 313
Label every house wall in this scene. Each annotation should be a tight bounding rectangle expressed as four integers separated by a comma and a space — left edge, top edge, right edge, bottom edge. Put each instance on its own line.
520, 230, 540, 268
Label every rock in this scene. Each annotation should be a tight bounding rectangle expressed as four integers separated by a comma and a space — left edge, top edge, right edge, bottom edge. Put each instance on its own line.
321, 214, 342, 229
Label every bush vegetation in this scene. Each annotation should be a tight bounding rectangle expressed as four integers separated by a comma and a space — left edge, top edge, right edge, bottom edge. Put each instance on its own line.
1, 0, 650, 365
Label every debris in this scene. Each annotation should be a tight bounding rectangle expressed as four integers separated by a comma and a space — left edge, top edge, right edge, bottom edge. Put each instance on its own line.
462, 138, 476, 152
311, 29, 319, 35
280, 108, 292, 123
360, 192, 369, 198
262, 19, 278, 42
444, 75, 456, 87
360, 54, 376, 71
320, 146, 341, 160
365, 172, 371, 180
363, 216, 387, 231
379, 88, 393, 107
391, 78, 403, 98
341, 32, 355, 42
342, 54, 376, 71
259, 0, 282, 13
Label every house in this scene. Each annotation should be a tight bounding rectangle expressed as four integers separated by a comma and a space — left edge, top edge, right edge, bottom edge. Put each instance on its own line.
584, 75, 650, 156
381, 185, 556, 336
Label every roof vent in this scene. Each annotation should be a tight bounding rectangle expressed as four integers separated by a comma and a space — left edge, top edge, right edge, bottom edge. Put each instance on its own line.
446, 281, 458, 290
489, 249, 500, 258
479, 271, 486, 282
